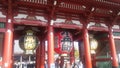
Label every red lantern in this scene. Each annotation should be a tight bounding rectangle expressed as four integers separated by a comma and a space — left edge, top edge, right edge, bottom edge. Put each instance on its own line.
54, 31, 73, 54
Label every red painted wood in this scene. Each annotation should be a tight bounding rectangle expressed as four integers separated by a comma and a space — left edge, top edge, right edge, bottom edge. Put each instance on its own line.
36, 46, 40, 68
3, 30, 13, 68
0, 18, 6, 22
36, 36, 42, 68
70, 46, 75, 65
95, 58, 111, 62
3, 0, 14, 68
60, 56, 64, 68
108, 26, 119, 67
88, 26, 108, 32
53, 23, 82, 30
0, 0, 120, 68
13, 18, 48, 26
109, 0, 120, 3
48, 25, 55, 68
39, 38, 45, 68
92, 54, 97, 68
83, 24, 92, 68
0, 28, 5, 32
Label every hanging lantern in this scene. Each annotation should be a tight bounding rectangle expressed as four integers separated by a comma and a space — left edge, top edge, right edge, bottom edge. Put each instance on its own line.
89, 35, 98, 54
54, 31, 73, 54
19, 30, 39, 54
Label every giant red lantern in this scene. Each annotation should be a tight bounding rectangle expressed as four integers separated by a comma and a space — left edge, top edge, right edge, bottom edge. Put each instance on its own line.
54, 31, 73, 54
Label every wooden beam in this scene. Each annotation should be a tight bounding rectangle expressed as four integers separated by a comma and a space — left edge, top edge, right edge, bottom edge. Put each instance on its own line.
53, 23, 82, 30
88, 26, 108, 32
0, 28, 5, 32
109, 0, 120, 3
112, 13, 120, 24
13, 18, 48, 26
95, 58, 111, 62
0, 18, 6, 22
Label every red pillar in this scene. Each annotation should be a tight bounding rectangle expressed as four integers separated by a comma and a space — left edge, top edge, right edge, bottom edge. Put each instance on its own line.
48, 22, 55, 68
60, 56, 64, 68
78, 42, 81, 61
36, 43, 41, 68
92, 54, 97, 68
108, 26, 119, 68
83, 24, 92, 68
3, 29, 13, 68
70, 45, 75, 65
36, 37, 41, 68
36, 47, 39, 68
3, 0, 13, 68
78, 41, 85, 67
39, 39, 45, 68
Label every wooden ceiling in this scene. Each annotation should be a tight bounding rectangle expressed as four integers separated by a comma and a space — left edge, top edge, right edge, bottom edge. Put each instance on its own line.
0, 0, 120, 25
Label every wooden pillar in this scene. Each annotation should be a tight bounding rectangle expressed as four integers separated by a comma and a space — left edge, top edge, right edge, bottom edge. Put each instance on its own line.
36, 48, 38, 68
78, 41, 82, 61
60, 56, 64, 68
92, 54, 97, 68
40, 38, 45, 68
48, 20, 55, 68
108, 26, 119, 68
47, 1, 56, 67
3, 0, 13, 68
70, 44, 75, 65
83, 24, 92, 68
36, 47, 39, 68
78, 41, 86, 68
36, 36, 45, 68
36, 36, 42, 68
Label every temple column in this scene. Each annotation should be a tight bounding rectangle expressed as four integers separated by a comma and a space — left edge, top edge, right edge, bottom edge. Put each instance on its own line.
36, 37, 41, 68
40, 37, 45, 68
70, 44, 75, 65
47, 20, 55, 68
3, 0, 13, 68
47, 1, 57, 67
60, 56, 64, 68
92, 54, 97, 68
108, 26, 119, 68
83, 23, 92, 68
78, 42, 81, 61
36, 47, 40, 68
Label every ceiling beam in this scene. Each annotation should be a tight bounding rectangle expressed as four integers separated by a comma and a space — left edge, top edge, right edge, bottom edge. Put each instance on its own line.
109, 0, 120, 3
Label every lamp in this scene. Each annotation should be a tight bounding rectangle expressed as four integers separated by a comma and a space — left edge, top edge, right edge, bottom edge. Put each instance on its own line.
61, 34, 72, 52
89, 35, 98, 54
54, 31, 73, 54
19, 30, 39, 54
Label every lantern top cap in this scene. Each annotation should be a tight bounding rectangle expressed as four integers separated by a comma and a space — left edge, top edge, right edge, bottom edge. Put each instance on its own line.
89, 34, 94, 38
26, 30, 34, 35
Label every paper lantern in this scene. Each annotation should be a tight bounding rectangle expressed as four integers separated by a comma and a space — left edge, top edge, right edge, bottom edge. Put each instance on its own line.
54, 31, 73, 54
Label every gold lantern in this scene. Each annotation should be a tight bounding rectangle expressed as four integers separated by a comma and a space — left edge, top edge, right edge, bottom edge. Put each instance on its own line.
19, 30, 39, 54
90, 35, 98, 54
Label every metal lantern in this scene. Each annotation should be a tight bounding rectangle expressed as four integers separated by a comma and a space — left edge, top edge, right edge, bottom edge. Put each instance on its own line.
19, 30, 39, 54
89, 35, 98, 54
54, 31, 73, 54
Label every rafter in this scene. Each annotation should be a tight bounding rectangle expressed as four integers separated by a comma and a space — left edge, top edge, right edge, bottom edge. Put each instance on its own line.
109, 0, 120, 3
0, 0, 120, 25
112, 13, 120, 25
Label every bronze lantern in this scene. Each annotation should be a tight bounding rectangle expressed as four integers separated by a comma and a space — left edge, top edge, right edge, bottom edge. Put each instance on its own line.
19, 30, 39, 54
89, 35, 98, 54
